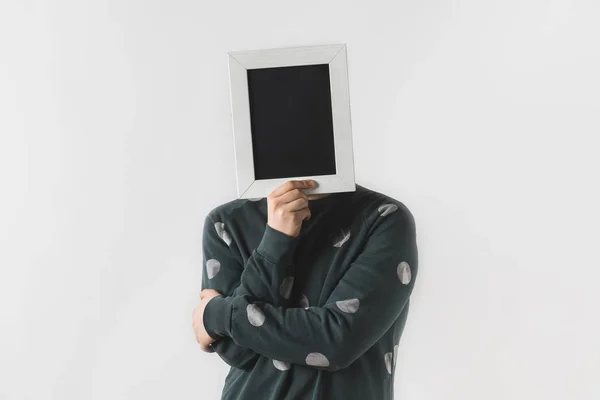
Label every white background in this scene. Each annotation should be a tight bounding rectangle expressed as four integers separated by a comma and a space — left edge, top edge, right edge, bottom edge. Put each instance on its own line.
1, 1, 599, 399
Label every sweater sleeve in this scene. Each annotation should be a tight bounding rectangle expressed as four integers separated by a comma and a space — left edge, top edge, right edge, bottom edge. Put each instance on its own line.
201, 212, 300, 370
203, 204, 418, 372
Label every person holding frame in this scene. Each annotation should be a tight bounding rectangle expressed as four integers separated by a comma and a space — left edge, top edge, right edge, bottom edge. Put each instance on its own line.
192, 178, 418, 400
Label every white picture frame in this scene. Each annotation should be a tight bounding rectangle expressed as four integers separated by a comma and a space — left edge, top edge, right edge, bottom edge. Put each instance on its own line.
227, 43, 356, 199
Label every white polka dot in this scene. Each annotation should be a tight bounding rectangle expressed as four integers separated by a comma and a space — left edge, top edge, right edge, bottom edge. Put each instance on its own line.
206, 259, 221, 279
384, 352, 393, 374
336, 298, 360, 314
246, 304, 265, 327
272, 359, 290, 371
306, 352, 329, 367
333, 229, 351, 247
214, 222, 232, 246
280, 276, 294, 299
393, 344, 399, 366
378, 203, 398, 217
397, 261, 411, 285
299, 294, 309, 309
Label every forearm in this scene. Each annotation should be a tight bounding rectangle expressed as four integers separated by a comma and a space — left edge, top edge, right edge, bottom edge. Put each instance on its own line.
205, 285, 411, 372
234, 223, 299, 305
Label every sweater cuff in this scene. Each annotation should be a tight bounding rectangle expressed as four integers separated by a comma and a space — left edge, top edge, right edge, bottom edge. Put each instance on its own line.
256, 223, 299, 265
203, 295, 233, 339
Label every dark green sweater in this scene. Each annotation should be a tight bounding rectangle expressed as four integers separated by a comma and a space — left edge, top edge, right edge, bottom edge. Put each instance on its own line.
201, 184, 418, 400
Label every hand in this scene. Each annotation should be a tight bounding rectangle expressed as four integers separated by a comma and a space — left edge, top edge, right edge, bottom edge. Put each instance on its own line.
192, 289, 223, 352
267, 180, 322, 238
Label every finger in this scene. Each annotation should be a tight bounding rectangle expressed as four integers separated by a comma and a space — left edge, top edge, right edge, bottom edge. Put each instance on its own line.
270, 180, 315, 197
285, 197, 309, 212
295, 207, 312, 222
270, 180, 306, 197
277, 188, 308, 205
307, 193, 329, 201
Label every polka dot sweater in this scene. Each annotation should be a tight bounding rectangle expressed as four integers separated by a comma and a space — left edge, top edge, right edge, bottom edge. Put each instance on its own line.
201, 184, 419, 400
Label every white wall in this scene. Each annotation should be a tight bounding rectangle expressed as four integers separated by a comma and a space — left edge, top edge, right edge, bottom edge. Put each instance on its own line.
1, 1, 599, 399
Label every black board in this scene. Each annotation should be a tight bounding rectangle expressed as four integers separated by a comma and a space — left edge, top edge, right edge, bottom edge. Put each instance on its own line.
247, 64, 337, 180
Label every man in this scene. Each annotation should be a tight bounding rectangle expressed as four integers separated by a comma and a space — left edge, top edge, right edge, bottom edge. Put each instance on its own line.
192, 179, 418, 399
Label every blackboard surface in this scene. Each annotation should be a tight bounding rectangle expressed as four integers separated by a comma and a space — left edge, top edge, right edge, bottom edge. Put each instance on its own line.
247, 64, 337, 180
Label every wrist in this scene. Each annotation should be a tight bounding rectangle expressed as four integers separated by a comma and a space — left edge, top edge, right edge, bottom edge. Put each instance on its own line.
203, 295, 233, 338
256, 223, 299, 265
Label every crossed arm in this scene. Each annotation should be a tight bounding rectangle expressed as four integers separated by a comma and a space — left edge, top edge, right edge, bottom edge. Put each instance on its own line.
200, 204, 418, 372
200, 213, 302, 369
